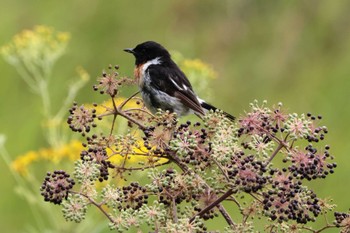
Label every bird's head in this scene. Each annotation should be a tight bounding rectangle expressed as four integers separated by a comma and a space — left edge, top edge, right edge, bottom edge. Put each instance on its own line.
124, 41, 171, 65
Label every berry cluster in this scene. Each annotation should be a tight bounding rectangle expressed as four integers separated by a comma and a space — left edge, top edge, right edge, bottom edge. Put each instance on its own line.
287, 144, 337, 180
227, 153, 269, 193
40, 170, 75, 204
80, 136, 115, 182
142, 110, 178, 151
238, 110, 272, 138
93, 65, 134, 97
334, 212, 350, 227
236, 102, 288, 141
118, 182, 148, 211
67, 102, 97, 136
237, 104, 327, 144
262, 170, 320, 224
156, 168, 190, 206
305, 113, 327, 142
170, 121, 212, 169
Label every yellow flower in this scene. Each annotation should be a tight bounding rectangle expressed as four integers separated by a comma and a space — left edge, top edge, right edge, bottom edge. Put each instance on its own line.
11, 140, 83, 176
11, 151, 39, 176
182, 59, 217, 80
57, 32, 70, 43
108, 140, 168, 168
93, 98, 141, 115
76, 66, 89, 81
12, 136, 167, 176
36, 25, 53, 35
1, 25, 70, 67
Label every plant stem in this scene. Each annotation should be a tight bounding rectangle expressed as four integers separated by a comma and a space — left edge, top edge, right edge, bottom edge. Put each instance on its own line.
189, 189, 235, 223
70, 191, 117, 231
115, 105, 146, 131
171, 197, 178, 223
265, 142, 284, 166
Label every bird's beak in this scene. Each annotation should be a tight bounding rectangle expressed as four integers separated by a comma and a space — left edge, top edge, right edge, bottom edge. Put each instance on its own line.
123, 48, 134, 54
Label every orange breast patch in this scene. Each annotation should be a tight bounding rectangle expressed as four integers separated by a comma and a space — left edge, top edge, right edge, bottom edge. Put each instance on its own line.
134, 64, 144, 87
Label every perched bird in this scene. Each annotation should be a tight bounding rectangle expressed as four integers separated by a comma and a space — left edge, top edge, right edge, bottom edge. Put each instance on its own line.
124, 41, 234, 120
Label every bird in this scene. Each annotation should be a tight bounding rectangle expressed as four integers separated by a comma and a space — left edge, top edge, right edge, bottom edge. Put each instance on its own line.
124, 41, 235, 121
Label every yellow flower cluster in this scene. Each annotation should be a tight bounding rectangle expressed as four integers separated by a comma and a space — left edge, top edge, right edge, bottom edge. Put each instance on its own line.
92, 98, 168, 166
1, 25, 70, 67
181, 59, 217, 80
12, 140, 82, 176
12, 138, 166, 176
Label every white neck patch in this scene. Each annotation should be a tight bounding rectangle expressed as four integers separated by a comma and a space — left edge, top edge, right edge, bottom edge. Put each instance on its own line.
142, 57, 162, 72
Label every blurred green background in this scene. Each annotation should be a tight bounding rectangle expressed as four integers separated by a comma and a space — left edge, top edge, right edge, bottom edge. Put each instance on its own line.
1, 1, 350, 232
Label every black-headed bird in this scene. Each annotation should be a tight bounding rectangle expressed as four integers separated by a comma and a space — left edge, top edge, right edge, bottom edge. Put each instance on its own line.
124, 41, 234, 120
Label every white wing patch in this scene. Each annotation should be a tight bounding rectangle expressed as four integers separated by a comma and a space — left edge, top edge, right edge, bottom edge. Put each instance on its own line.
197, 97, 205, 104
170, 78, 183, 91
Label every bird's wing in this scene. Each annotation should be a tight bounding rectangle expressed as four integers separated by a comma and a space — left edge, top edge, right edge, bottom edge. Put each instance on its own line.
147, 64, 205, 115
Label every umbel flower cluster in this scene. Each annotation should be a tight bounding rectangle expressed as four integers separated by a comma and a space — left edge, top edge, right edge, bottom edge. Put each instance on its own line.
41, 65, 349, 232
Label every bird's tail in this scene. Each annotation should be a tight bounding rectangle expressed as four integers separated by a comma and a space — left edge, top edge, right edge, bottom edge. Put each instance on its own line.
200, 101, 235, 121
